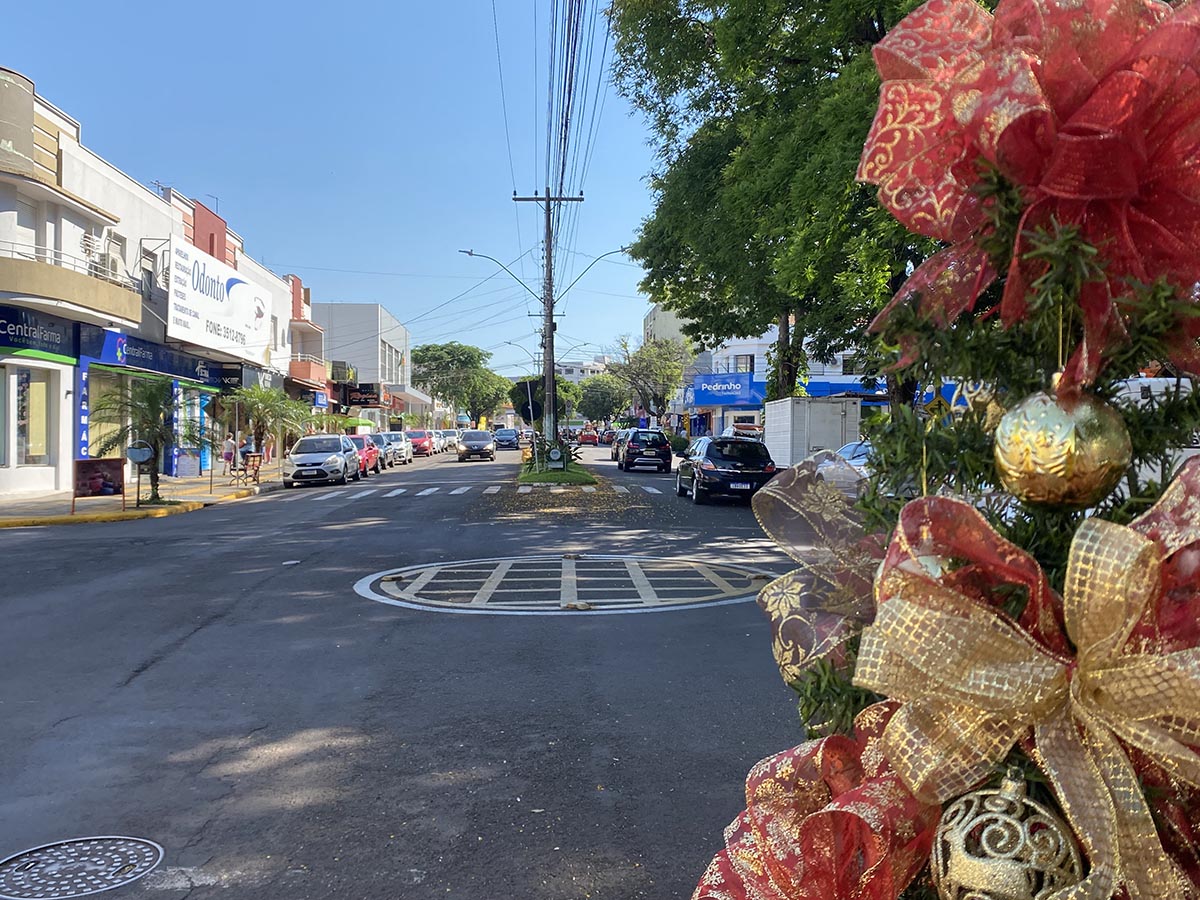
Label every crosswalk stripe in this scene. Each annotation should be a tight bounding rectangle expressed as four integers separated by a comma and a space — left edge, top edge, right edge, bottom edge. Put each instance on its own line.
550, 486, 566, 493
417, 487, 440, 496
613, 486, 629, 494
450, 486, 471, 495
384, 488, 407, 497
582, 486, 596, 493
312, 492, 343, 501
642, 486, 662, 494
484, 485, 502, 494
517, 486, 532, 494
276, 493, 305, 502
347, 489, 377, 500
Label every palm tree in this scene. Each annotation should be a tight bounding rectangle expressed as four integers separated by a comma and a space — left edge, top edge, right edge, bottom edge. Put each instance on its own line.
89, 375, 209, 502
230, 385, 306, 455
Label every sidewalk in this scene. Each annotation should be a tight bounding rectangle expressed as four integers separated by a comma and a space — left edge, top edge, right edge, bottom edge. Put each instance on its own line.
0, 468, 286, 527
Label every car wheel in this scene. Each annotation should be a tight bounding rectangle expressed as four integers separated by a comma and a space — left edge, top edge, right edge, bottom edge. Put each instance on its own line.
691, 477, 706, 504
662, 463, 671, 474
373, 460, 382, 474
351, 467, 361, 482
336, 469, 348, 486
675, 472, 686, 496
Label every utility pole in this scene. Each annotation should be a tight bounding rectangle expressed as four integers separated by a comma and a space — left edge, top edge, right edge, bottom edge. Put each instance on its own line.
514, 187, 583, 440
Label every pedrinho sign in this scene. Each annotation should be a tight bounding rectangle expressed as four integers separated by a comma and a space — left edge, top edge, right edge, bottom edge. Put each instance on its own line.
166, 237, 271, 366
691, 373, 766, 407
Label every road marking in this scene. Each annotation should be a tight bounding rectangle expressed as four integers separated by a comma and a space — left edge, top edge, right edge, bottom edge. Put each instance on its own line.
484, 485, 502, 494
403, 566, 442, 594
624, 559, 659, 603
471, 560, 513, 606
642, 486, 662, 494
276, 493, 306, 502
550, 486, 566, 493
560, 556, 578, 606
417, 487, 440, 496
347, 489, 378, 500
450, 486, 472, 495
384, 488, 408, 497
312, 492, 343, 501
613, 485, 629, 494
582, 486, 596, 493
694, 563, 738, 595
518, 486, 532, 494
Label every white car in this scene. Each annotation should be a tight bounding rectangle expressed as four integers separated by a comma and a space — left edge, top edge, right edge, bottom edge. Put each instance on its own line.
815, 441, 872, 496
381, 431, 415, 465
284, 434, 361, 487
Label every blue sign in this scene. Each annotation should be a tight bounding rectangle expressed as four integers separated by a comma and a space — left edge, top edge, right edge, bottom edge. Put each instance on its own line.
79, 325, 222, 386
300, 390, 329, 408
0, 304, 77, 362
691, 373, 766, 407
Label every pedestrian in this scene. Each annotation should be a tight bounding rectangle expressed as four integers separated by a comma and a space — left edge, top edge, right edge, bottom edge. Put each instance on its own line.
238, 435, 254, 463
221, 433, 235, 476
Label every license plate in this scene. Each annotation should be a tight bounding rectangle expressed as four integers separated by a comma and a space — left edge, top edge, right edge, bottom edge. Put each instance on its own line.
731, 482, 752, 490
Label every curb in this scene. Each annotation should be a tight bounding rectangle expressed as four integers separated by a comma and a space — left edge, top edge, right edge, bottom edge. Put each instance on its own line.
0, 481, 287, 528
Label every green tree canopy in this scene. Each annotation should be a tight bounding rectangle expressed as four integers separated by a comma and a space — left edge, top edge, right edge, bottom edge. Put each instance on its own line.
460, 370, 513, 427
578, 374, 632, 423
605, 336, 691, 420
508, 377, 581, 426
411, 342, 493, 411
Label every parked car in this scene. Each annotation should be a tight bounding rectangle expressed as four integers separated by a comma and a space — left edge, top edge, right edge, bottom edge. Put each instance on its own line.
494, 428, 521, 450
721, 422, 764, 441
599, 429, 617, 445
617, 429, 673, 472
349, 435, 382, 475
381, 432, 414, 465
521, 428, 535, 443
457, 429, 496, 462
815, 440, 872, 496
370, 433, 399, 468
406, 429, 435, 456
283, 434, 360, 487
610, 429, 631, 461
675, 436, 778, 503
579, 429, 599, 445
440, 430, 458, 452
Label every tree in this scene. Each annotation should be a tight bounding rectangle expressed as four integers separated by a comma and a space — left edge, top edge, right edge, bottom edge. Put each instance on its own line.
411, 342, 493, 411
507, 377, 579, 426
230, 385, 306, 457
605, 336, 691, 420
460, 370, 513, 427
578, 374, 631, 423
89, 375, 211, 502
557, 380, 582, 423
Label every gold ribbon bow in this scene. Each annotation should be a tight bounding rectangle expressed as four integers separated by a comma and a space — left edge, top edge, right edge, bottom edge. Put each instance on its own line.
855, 512, 1200, 900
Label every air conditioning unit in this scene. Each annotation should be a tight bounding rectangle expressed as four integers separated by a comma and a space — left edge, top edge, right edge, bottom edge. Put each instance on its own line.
102, 251, 123, 280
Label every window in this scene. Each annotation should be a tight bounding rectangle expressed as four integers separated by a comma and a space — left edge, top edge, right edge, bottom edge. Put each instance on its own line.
841, 354, 866, 375
271, 315, 279, 350
708, 440, 770, 463
16, 367, 52, 466
734, 354, 754, 373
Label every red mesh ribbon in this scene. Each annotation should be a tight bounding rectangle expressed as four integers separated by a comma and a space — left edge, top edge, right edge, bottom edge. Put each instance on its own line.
692, 703, 940, 900
858, 0, 1200, 392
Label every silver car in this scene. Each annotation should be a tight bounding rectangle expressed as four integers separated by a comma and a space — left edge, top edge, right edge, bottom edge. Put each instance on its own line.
284, 434, 360, 487
814, 441, 872, 496
381, 431, 415, 465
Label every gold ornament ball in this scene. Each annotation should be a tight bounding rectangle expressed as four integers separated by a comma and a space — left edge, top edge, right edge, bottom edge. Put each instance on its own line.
993, 391, 1131, 508
931, 773, 1084, 900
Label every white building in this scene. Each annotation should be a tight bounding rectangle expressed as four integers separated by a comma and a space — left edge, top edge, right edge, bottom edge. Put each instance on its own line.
554, 355, 608, 384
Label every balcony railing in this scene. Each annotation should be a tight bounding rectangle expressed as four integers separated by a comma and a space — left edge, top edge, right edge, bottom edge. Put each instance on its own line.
289, 355, 328, 385
0, 239, 138, 291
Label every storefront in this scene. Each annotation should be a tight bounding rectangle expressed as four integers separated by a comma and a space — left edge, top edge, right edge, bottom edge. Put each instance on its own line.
77, 326, 223, 477
0, 304, 77, 495
690, 373, 768, 436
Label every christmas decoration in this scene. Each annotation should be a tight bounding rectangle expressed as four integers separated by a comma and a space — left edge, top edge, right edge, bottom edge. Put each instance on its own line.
854, 459, 1200, 900
857, 0, 1200, 391
693, 703, 940, 900
931, 770, 1083, 900
993, 390, 1132, 507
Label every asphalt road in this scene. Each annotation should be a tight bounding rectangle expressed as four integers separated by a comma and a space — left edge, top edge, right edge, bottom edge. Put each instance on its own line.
0, 444, 803, 900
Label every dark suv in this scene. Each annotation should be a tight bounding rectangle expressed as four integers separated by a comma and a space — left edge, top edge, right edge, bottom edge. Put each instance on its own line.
617, 429, 672, 472
675, 436, 777, 503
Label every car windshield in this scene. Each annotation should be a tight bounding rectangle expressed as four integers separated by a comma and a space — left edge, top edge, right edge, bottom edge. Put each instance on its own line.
709, 440, 771, 463
350, 436, 368, 448
495, 430, 516, 437
837, 441, 870, 461
634, 431, 668, 447
370, 435, 388, 445
462, 431, 490, 441
292, 437, 342, 455
406, 431, 427, 438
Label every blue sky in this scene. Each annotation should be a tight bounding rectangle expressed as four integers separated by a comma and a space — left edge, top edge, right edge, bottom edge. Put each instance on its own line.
3, 1, 658, 376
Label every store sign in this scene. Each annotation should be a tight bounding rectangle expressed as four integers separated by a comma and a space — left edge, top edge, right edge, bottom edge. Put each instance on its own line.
691, 373, 766, 407
79, 326, 222, 386
0, 304, 77, 362
166, 237, 272, 366
300, 390, 329, 408
219, 363, 285, 391
348, 384, 381, 407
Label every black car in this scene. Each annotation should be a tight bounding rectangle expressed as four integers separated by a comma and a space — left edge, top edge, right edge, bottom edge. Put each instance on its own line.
617, 429, 672, 472
675, 436, 777, 503
494, 428, 521, 450
458, 429, 496, 462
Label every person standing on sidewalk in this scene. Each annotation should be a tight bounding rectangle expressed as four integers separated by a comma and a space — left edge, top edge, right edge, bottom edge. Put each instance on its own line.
221, 433, 235, 476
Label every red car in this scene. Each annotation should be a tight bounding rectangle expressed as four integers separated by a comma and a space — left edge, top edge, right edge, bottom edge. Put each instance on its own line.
405, 429, 435, 456
599, 429, 617, 445
579, 429, 599, 445
348, 435, 382, 475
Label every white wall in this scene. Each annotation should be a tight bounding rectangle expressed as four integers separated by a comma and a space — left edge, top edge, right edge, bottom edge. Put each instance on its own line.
312, 303, 382, 382
237, 254, 292, 375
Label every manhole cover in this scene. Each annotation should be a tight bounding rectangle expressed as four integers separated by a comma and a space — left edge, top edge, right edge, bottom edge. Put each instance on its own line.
355, 554, 776, 615
0, 837, 163, 899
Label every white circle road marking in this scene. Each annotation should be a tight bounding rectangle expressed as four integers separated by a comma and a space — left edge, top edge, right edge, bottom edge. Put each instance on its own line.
354, 555, 779, 617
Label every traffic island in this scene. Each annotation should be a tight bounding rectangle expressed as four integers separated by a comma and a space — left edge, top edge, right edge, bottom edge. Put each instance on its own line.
516, 468, 598, 486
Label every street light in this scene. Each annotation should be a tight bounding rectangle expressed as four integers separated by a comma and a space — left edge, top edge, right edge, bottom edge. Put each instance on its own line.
458, 250, 542, 303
